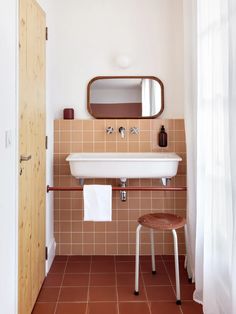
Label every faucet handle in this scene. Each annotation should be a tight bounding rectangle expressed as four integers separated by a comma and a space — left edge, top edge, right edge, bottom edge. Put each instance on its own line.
106, 126, 114, 134
130, 127, 140, 135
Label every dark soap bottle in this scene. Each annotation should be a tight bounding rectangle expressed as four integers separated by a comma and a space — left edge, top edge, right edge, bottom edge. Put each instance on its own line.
158, 125, 168, 147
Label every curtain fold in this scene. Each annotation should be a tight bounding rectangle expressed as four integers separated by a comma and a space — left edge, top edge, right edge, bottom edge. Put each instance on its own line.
229, 1, 236, 313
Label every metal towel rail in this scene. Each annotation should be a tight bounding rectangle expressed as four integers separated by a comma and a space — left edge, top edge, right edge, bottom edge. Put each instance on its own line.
47, 185, 187, 193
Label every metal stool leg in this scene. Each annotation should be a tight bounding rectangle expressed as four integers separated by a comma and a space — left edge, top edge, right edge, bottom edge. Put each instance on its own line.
134, 224, 142, 295
172, 229, 181, 305
184, 224, 192, 282
150, 229, 156, 274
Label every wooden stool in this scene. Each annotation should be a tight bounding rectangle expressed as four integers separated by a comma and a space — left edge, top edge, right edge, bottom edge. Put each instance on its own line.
134, 213, 186, 305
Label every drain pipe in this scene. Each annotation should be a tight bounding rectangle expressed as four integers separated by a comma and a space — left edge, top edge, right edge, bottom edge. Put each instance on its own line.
120, 178, 127, 202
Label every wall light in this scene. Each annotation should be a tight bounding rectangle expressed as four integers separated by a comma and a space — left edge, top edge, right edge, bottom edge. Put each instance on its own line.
115, 55, 131, 69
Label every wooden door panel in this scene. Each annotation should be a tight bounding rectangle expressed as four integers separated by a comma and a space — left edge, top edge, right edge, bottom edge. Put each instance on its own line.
19, 0, 46, 313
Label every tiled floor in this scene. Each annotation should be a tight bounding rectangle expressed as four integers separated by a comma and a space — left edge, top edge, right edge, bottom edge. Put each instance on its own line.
32, 255, 203, 314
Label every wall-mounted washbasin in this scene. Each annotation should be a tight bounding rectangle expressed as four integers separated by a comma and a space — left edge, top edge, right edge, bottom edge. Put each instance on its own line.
66, 152, 182, 181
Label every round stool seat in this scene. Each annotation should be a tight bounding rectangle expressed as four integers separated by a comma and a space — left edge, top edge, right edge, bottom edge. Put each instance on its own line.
138, 213, 186, 231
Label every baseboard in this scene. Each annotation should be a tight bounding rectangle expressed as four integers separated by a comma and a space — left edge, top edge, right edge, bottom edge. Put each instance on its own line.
46, 238, 56, 274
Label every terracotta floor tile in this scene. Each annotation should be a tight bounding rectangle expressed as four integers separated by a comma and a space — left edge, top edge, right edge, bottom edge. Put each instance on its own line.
68, 255, 92, 262
116, 273, 142, 286
59, 287, 88, 302
150, 302, 182, 314
43, 274, 63, 287
91, 261, 115, 273
92, 255, 115, 262
89, 286, 117, 302
32, 256, 201, 314
115, 256, 134, 261
146, 286, 175, 301
49, 262, 66, 274
90, 273, 116, 286
65, 262, 90, 273
181, 301, 203, 314
87, 302, 118, 314
142, 272, 171, 286
117, 286, 147, 301
56, 302, 87, 314
119, 302, 151, 314
37, 287, 60, 302
179, 285, 195, 300
164, 262, 188, 274
168, 271, 193, 285
140, 261, 166, 274
116, 261, 135, 273
54, 255, 68, 262
140, 255, 155, 261
32, 302, 56, 314
62, 273, 89, 286
162, 255, 185, 261
163, 261, 187, 274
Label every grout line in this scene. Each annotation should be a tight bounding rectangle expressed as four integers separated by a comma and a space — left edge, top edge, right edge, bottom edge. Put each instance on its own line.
85, 257, 92, 314
180, 305, 184, 314
53, 256, 69, 314
114, 256, 119, 314
161, 256, 181, 308
140, 267, 152, 314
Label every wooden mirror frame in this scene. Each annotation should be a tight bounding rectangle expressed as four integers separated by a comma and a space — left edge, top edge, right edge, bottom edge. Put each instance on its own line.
87, 76, 164, 119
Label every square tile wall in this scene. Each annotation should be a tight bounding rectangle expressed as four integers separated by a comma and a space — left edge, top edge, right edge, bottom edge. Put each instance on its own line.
54, 119, 186, 255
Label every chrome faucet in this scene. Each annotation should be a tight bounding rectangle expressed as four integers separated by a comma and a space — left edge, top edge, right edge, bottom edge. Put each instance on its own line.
130, 127, 140, 135
120, 178, 127, 202
106, 126, 114, 134
119, 126, 126, 139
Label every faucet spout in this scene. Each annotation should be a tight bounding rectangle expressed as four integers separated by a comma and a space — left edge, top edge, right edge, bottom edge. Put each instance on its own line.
119, 126, 126, 139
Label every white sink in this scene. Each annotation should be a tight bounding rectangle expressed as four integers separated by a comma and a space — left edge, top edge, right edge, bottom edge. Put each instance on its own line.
66, 152, 182, 180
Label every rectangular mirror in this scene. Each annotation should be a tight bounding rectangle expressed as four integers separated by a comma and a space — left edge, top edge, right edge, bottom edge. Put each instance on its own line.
87, 76, 164, 119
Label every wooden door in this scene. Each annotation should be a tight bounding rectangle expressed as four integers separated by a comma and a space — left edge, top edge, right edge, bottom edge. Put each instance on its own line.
18, 0, 46, 313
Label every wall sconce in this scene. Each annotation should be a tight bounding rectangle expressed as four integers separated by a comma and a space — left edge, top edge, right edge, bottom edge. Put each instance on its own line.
115, 55, 131, 69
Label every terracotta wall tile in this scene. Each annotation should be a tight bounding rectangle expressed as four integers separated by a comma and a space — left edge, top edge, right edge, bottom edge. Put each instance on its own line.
60, 244, 72, 255
54, 118, 187, 255
71, 131, 83, 142
175, 119, 185, 130
60, 233, 72, 244
94, 142, 106, 152
59, 120, 71, 131
95, 244, 106, 255
72, 233, 83, 243
72, 244, 83, 255
71, 120, 83, 131
128, 141, 140, 152
82, 120, 94, 131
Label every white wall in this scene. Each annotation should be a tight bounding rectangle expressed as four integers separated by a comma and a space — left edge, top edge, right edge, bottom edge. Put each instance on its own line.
0, 0, 18, 312
46, 0, 184, 119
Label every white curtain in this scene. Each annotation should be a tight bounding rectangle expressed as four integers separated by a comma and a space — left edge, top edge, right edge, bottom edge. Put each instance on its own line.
184, 0, 236, 313
183, 0, 198, 283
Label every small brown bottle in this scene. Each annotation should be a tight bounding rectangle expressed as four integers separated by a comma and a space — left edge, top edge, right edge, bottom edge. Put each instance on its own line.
158, 125, 167, 147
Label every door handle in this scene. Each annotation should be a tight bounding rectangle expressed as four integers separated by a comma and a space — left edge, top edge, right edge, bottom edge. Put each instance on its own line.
20, 155, 32, 163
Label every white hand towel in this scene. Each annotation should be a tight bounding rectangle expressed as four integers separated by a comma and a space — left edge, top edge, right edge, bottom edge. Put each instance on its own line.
83, 185, 112, 221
